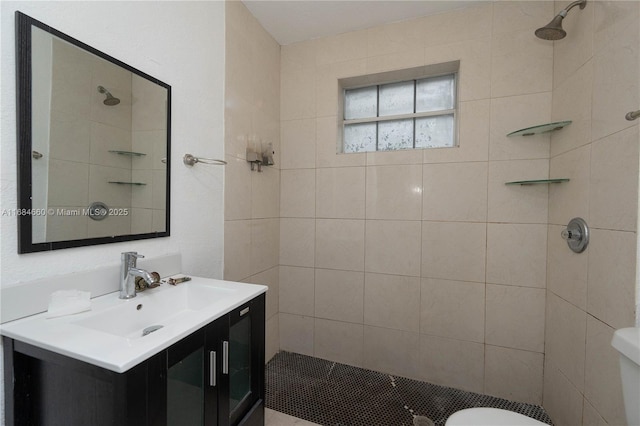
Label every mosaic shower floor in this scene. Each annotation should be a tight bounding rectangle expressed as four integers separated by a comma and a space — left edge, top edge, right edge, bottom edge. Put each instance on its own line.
266, 351, 553, 426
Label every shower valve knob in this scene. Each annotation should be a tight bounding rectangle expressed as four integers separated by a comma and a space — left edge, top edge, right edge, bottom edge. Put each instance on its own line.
561, 217, 589, 253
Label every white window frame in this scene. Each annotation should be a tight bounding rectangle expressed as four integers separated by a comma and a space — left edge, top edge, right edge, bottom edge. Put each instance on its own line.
338, 61, 460, 153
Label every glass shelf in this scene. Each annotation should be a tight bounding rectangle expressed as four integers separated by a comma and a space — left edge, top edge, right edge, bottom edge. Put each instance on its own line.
108, 150, 147, 156
507, 121, 572, 137
505, 178, 570, 186
108, 181, 147, 186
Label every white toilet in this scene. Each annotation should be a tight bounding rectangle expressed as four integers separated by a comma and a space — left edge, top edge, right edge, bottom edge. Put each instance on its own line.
445, 407, 546, 426
611, 327, 640, 426
446, 327, 640, 426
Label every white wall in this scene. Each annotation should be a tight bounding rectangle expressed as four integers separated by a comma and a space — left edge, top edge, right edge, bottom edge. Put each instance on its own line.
0, 1, 226, 423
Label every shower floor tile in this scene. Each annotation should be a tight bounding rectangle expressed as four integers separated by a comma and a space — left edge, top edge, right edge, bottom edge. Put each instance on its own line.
266, 351, 553, 426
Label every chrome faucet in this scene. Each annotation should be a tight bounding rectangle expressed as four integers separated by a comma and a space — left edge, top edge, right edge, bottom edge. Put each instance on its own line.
119, 252, 158, 299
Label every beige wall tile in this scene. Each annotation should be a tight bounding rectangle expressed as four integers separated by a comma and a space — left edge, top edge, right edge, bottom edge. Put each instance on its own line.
419, 334, 484, 393
316, 167, 366, 219
590, 126, 639, 232
46, 209, 88, 242
549, 144, 591, 226
366, 165, 423, 220
552, 0, 594, 88
364, 273, 420, 332
423, 100, 490, 164
315, 219, 365, 271
281, 119, 316, 169
489, 93, 551, 161
543, 360, 584, 426
545, 293, 587, 392
279, 266, 315, 317
491, 30, 553, 98
224, 220, 251, 281
314, 319, 364, 367
366, 149, 423, 167
591, 12, 638, 142
279, 313, 314, 356
587, 229, 636, 330
366, 49, 425, 75
281, 62, 316, 121
251, 266, 279, 319
266, 314, 279, 363
584, 315, 627, 426
593, 1, 639, 55
315, 269, 364, 324
550, 61, 593, 157
422, 221, 486, 283
582, 398, 607, 426
484, 345, 544, 405
86, 122, 130, 167
315, 29, 367, 66
251, 165, 280, 219
281, 169, 315, 218
225, 97, 252, 159
485, 284, 545, 352
280, 218, 315, 267
547, 225, 588, 310
420, 278, 484, 343
366, 17, 427, 57
365, 220, 422, 276
364, 326, 420, 379
487, 159, 549, 224
250, 218, 279, 275
422, 162, 488, 222
486, 223, 547, 288
492, 1, 554, 35
421, 3, 492, 48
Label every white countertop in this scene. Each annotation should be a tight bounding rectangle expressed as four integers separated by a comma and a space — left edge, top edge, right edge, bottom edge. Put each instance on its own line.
0, 276, 267, 373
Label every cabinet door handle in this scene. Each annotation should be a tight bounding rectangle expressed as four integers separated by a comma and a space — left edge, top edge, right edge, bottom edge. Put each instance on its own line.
209, 351, 216, 387
222, 341, 229, 375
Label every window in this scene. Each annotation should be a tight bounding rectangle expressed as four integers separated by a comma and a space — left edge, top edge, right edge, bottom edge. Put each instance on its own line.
342, 68, 458, 153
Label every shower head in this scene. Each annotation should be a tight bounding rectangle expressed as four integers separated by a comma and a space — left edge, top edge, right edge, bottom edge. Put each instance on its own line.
535, 0, 586, 41
97, 85, 120, 106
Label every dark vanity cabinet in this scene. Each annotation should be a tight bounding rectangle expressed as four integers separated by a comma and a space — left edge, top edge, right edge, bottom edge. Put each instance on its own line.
3, 294, 265, 426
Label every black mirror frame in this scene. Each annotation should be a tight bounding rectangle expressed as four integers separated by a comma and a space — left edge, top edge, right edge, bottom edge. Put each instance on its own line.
15, 11, 171, 254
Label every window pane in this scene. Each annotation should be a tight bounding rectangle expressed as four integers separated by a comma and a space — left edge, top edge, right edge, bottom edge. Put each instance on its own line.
378, 119, 413, 151
379, 81, 414, 117
415, 114, 454, 148
344, 86, 377, 119
344, 123, 377, 153
416, 75, 455, 113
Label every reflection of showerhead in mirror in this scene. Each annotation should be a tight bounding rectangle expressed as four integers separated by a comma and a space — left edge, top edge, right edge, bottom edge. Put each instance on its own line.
97, 85, 120, 106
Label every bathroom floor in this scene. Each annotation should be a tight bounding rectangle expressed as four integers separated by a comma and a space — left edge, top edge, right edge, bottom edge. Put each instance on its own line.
265, 351, 552, 426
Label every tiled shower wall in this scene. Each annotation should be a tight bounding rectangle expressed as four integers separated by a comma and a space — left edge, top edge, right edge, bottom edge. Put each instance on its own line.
278, 2, 555, 405
223, 1, 281, 362
544, 1, 639, 425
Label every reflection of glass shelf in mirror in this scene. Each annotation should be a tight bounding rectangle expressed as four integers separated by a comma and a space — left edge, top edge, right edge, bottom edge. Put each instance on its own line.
505, 178, 570, 186
507, 121, 572, 137
108, 181, 147, 186
108, 150, 147, 156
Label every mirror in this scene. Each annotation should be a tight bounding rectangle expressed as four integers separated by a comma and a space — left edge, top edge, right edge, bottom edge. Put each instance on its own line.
16, 12, 171, 253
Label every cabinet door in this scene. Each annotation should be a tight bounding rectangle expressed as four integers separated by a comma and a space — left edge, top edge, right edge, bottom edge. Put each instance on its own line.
219, 294, 265, 426
166, 328, 217, 426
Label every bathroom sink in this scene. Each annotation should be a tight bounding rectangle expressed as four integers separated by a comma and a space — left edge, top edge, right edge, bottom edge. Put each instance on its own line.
75, 281, 236, 339
0, 276, 267, 372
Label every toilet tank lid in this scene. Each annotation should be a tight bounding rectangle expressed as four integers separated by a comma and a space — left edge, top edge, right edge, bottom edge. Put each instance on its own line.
612, 327, 640, 365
